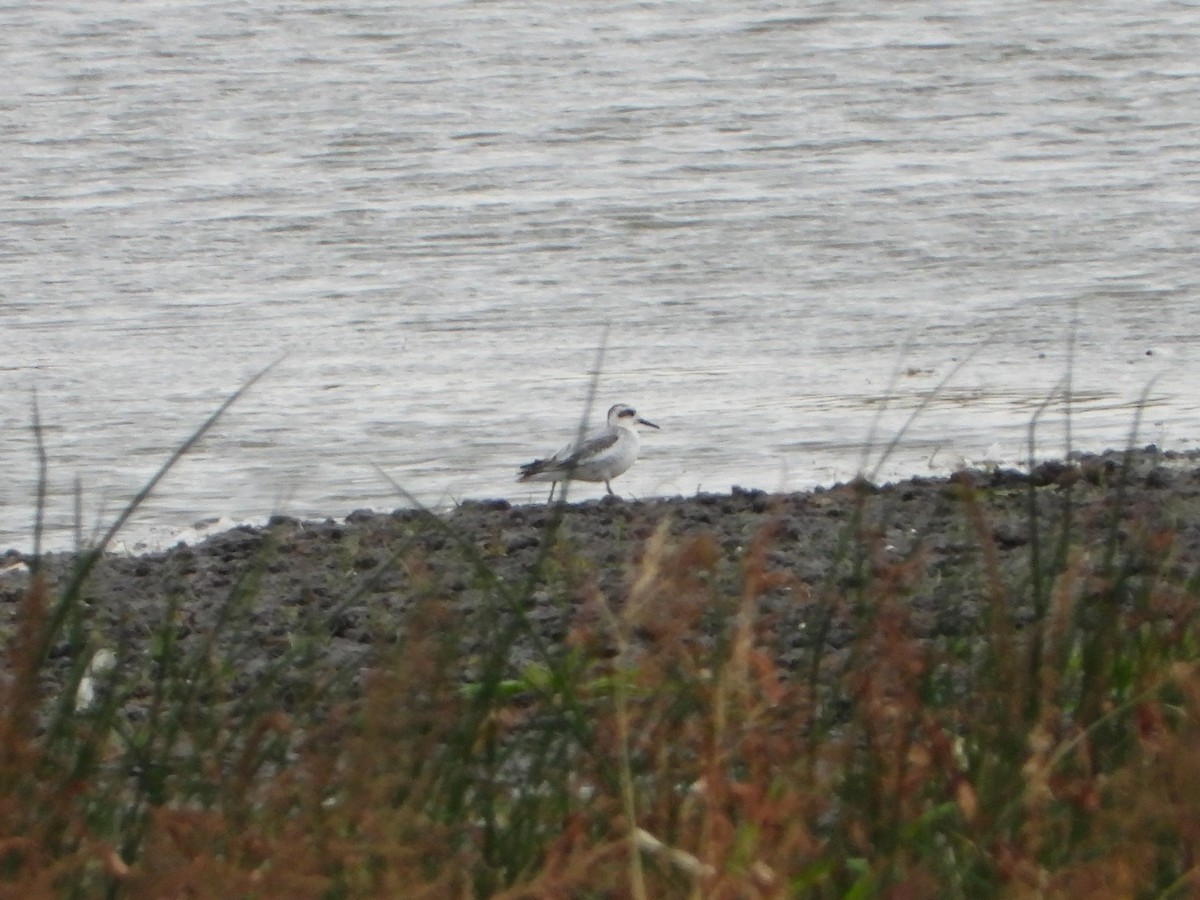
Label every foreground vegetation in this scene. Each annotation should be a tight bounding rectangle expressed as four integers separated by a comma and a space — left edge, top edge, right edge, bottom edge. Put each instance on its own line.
3, 373, 1200, 897
4, 451, 1200, 899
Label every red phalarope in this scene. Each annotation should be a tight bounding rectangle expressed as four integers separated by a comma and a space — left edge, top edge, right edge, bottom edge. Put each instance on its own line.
517, 403, 659, 501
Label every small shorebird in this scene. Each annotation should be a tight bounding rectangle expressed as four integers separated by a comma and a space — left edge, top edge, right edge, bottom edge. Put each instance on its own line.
518, 403, 659, 501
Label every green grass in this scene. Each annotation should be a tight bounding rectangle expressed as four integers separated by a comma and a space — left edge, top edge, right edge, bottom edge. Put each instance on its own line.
4, 377, 1200, 898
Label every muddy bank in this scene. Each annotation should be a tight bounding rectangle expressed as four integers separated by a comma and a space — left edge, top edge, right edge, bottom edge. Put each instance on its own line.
4, 447, 1200, 710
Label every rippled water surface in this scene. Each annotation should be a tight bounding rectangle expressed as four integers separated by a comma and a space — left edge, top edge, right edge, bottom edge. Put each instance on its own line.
3, 1, 1199, 551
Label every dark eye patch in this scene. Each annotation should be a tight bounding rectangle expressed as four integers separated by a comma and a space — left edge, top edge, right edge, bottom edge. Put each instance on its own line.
618, 409, 635, 417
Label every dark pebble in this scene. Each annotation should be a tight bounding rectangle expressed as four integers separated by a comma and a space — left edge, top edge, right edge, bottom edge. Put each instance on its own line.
1145, 468, 1171, 489
505, 531, 540, 554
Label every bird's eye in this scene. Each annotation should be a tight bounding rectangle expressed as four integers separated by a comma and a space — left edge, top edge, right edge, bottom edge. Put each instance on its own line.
618, 408, 635, 417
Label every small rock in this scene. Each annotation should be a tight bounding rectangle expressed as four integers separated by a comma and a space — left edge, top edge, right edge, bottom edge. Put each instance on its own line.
1145, 468, 1171, 489
505, 531, 540, 554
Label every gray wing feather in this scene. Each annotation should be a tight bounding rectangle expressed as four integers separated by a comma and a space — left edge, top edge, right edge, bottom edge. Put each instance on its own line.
566, 430, 619, 462
518, 430, 620, 481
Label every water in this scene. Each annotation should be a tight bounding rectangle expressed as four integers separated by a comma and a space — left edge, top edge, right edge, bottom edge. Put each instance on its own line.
3, 1, 1199, 552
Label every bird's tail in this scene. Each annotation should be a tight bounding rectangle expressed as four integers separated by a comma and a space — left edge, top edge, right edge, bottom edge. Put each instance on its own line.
517, 458, 549, 482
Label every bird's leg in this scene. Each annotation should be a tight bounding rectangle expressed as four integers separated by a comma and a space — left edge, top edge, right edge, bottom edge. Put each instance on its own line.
605, 480, 614, 496
547, 482, 557, 503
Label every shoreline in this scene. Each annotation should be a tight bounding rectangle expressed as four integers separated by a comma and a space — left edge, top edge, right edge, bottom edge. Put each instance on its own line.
5, 446, 1200, 702
4, 444, 1199, 567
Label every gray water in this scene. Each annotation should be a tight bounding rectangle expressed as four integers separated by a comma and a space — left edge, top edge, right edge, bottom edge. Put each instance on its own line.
3, 1, 1199, 553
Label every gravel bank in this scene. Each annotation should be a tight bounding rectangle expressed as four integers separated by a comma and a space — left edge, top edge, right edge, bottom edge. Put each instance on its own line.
4, 447, 1200, 709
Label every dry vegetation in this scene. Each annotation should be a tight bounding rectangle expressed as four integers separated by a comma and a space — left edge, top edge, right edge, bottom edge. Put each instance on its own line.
5, 449, 1200, 899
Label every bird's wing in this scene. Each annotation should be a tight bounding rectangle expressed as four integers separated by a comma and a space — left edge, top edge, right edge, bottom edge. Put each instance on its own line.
518, 429, 622, 482
564, 430, 619, 463
525, 425, 618, 469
